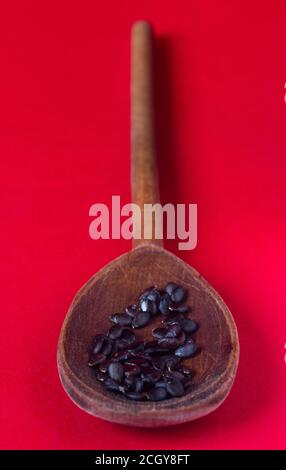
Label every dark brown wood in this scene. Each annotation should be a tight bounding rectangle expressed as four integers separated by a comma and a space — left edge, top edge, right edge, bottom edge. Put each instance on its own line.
57, 20, 239, 427
58, 244, 239, 426
131, 21, 161, 248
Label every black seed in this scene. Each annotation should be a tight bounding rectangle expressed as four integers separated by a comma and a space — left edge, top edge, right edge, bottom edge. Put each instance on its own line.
165, 282, 179, 295
139, 286, 156, 300
111, 350, 130, 362
180, 319, 198, 334
147, 387, 168, 401
125, 304, 138, 317
165, 355, 181, 371
154, 380, 168, 389
130, 352, 152, 362
175, 341, 198, 358
166, 379, 185, 397
124, 363, 141, 376
95, 371, 106, 382
150, 347, 171, 356
170, 286, 187, 304
164, 370, 185, 381
91, 334, 106, 354
165, 323, 181, 338
88, 353, 106, 366
141, 368, 161, 383
139, 298, 151, 312
152, 327, 168, 339
111, 340, 119, 354
101, 339, 113, 357
129, 356, 150, 367
124, 375, 136, 387
110, 313, 132, 327
104, 377, 121, 392
140, 298, 157, 315
145, 344, 169, 356
125, 391, 145, 401
114, 339, 129, 351
134, 378, 144, 393
158, 293, 172, 315
152, 354, 181, 371
132, 311, 151, 328
108, 362, 124, 383
126, 358, 148, 369
171, 305, 191, 314
98, 360, 111, 373
120, 328, 136, 344
158, 337, 180, 349
152, 355, 168, 370
145, 287, 161, 305
126, 341, 145, 352
163, 313, 184, 325
108, 325, 123, 340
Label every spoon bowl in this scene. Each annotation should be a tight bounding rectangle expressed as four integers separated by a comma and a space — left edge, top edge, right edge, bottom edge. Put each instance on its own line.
57, 244, 239, 426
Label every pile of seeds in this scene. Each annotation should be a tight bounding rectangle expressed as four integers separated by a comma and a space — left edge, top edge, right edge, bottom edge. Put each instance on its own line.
88, 282, 199, 401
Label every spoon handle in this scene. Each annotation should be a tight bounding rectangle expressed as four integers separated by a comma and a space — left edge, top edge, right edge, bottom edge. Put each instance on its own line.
131, 21, 162, 249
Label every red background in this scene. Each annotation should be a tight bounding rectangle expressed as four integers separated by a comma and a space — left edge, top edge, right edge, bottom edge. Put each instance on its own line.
0, 0, 286, 450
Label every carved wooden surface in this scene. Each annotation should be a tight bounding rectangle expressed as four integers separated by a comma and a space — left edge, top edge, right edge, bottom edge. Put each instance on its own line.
58, 244, 239, 426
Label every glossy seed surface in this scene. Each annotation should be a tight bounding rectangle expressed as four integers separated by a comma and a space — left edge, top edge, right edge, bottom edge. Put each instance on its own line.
166, 379, 185, 397
126, 341, 144, 352
165, 355, 181, 370
132, 311, 151, 328
108, 325, 123, 340
120, 328, 136, 344
101, 339, 113, 357
175, 341, 198, 358
163, 313, 184, 325
89, 282, 200, 401
165, 323, 181, 338
180, 318, 198, 334
147, 387, 168, 401
141, 368, 161, 383
125, 305, 138, 317
111, 350, 130, 362
124, 363, 141, 376
110, 313, 132, 326
164, 370, 185, 381
165, 282, 179, 295
108, 362, 124, 383
125, 391, 146, 401
158, 337, 180, 349
104, 377, 120, 391
171, 305, 191, 314
170, 286, 187, 304
152, 327, 167, 339
140, 298, 157, 315
158, 294, 172, 315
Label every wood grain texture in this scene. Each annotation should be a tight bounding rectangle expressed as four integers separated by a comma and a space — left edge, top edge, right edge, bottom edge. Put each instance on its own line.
57, 20, 239, 427
131, 21, 161, 248
58, 244, 239, 427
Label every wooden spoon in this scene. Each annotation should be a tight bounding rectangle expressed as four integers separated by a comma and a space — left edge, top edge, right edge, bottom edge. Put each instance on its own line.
57, 21, 239, 427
